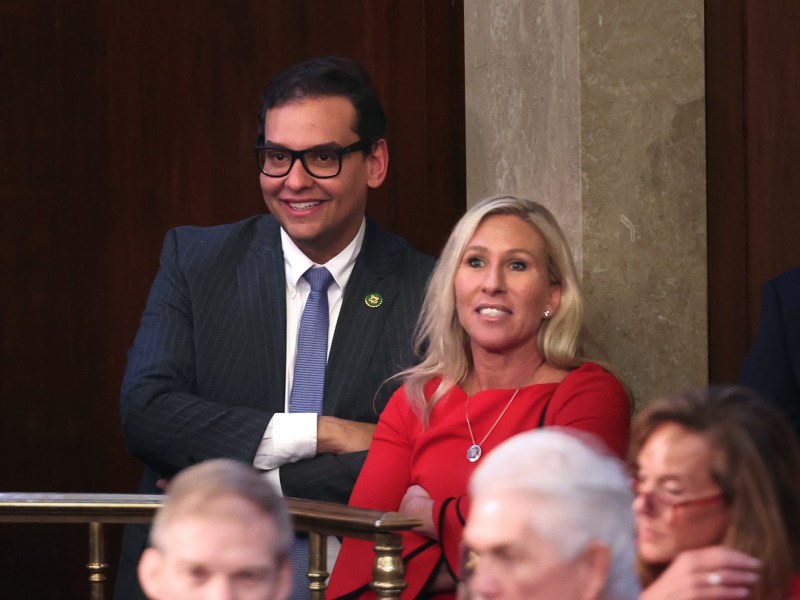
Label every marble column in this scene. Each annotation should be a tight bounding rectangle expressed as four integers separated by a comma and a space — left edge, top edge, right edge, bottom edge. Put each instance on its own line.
464, 0, 707, 406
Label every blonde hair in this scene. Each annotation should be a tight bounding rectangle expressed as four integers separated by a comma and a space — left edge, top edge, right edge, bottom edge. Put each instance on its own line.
400, 195, 586, 423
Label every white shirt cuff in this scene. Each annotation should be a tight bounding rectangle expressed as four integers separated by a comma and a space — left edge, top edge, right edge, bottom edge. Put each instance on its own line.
253, 412, 318, 470
262, 467, 284, 495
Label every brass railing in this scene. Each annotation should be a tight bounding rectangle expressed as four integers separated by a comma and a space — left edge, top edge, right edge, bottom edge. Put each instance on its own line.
0, 493, 420, 600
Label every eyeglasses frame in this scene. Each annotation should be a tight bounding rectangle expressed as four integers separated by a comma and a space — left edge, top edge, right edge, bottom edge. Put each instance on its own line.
633, 480, 726, 512
254, 139, 372, 179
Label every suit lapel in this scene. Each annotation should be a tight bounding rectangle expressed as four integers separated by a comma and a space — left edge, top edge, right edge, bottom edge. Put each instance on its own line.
237, 217, 287, 411
326, 220, 400, 414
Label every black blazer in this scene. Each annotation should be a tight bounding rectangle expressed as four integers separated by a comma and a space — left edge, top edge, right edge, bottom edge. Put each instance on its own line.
121, 213, 435, 500
116, 214, 434, 600
740, 267, 800, 438
115, 213, 436, 600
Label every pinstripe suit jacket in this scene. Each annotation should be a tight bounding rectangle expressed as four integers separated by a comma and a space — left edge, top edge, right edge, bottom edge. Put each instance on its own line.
120, 213, 435, 501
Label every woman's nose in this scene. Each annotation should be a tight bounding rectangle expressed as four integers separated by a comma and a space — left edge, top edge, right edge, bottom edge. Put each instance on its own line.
632, 487, 657, 516
481, 264, 505, 293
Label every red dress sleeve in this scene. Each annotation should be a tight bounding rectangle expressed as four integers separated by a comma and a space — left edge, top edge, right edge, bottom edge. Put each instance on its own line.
544, 362, 631, 458
328, 387, 441, 598
430, 494, 469, 581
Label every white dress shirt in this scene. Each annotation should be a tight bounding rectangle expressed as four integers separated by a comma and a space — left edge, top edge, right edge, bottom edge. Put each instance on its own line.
253, 219, 365, 487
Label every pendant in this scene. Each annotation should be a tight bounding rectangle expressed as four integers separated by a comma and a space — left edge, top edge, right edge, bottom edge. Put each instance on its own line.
467, 444, 482, 462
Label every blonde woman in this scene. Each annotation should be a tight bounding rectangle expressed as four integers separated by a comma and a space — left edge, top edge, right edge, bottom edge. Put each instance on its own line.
329, 195, 630, 599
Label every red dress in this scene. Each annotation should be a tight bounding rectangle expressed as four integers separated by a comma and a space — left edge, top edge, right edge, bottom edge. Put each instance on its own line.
790, 574, 800, 599
327, 362, 630, 599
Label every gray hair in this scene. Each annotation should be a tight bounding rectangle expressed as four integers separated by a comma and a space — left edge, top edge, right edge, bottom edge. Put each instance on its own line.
470, 429, 640, 600
149, 459, 293, 561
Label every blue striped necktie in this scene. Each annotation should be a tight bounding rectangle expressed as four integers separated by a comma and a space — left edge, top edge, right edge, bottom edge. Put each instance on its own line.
289, 266, 334, 414
288, 266, 333, 598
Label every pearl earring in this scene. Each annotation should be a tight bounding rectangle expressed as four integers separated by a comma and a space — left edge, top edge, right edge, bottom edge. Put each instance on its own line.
543, 309, 552, 319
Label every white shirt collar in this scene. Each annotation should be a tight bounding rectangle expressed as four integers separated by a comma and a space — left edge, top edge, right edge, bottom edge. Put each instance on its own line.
280, 218, 366, 290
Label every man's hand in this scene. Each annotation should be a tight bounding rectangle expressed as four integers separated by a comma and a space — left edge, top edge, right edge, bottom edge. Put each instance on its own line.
316, 416, 376, 454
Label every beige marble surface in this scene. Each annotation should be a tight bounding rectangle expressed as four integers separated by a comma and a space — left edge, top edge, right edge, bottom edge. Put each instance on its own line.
464, 0, 707, 407
464, 0, 582, 265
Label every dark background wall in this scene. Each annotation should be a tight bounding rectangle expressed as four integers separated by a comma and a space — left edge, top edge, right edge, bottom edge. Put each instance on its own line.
3, 0, 800, 596
706, 0, 800, 384
0, 1, 465, 597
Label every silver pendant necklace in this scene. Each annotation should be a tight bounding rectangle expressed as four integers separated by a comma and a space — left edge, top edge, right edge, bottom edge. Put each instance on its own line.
465, 387, 521, 462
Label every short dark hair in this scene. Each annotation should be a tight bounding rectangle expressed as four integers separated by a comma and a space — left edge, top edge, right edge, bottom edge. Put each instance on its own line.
257, 56, 386, 147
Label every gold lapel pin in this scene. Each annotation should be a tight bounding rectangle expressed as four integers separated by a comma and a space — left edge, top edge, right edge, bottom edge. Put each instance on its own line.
364, 293, 383, 308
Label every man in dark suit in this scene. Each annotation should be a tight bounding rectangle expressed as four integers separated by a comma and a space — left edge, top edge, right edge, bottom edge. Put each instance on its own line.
116, 57, 435, 599
740, 267, 800, 439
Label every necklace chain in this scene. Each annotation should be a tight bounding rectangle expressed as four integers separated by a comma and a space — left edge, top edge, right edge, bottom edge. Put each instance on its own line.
465, 388, 520, 462
464, 359, 544, 462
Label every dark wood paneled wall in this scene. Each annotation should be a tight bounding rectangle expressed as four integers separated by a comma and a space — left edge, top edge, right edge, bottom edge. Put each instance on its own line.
706, 0, 800, 383
0, 1, 464, 596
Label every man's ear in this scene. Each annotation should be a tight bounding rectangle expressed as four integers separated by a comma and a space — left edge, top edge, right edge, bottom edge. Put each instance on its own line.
138, 547, 164, 600
576, 541, 611, 600
366, 139, 389, 189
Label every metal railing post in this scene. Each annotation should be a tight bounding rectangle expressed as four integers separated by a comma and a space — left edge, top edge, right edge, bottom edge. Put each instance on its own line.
371, 531, 407, 599
87, 521, 108, 600
307, 531, 329, 598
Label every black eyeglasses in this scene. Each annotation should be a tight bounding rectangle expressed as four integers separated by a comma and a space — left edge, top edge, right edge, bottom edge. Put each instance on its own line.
254, 140, 370, 179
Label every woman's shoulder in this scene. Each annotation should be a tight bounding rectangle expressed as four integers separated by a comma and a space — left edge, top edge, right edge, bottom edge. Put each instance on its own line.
547, 362, 631, 457
517, 362, 619, 395
391, 375, 451, 415
567, 360, 619, 380
554, 361, 628, 402
422, 375, 446, 395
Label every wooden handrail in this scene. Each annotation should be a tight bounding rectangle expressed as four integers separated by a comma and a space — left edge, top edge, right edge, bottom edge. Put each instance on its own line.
0, 493, 420, 599
0, 492, 162, 523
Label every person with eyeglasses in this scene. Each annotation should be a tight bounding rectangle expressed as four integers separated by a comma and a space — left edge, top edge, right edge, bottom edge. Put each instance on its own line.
630, 386, 800, 600
116, 56, 435, 600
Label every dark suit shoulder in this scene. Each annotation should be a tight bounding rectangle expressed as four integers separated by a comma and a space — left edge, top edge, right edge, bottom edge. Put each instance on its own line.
770, 267, 800, 302
164, 214, 280, 275
361, 217, 436, 279
170, 213, 279, 250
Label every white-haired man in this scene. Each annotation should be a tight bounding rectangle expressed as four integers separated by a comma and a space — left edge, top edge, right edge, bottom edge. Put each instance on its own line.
462, 428, 640, 600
